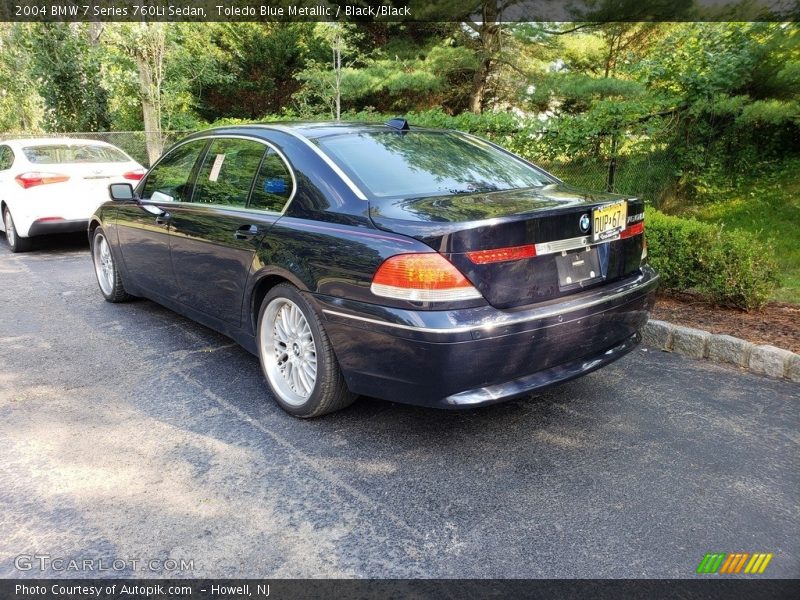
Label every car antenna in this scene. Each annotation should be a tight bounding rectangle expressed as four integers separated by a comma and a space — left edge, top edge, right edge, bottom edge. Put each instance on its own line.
384, 117, 409, 131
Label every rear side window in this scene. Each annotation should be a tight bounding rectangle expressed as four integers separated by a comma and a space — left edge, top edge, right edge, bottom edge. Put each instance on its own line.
141, 140, 208, 203
192, 138, 266, 208
249, 150, 294, 212
0, 146, 13, 170
22, 144, 130, 164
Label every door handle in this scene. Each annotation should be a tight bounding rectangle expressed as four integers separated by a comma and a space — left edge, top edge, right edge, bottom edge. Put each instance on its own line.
235, 224, 261, 240
155, 212, 171, 226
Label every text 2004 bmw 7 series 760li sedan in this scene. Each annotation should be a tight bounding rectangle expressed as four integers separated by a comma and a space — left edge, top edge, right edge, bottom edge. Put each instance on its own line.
89, 119, 659, 417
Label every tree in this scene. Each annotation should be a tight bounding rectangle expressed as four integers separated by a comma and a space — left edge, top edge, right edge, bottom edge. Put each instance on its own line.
0, 24, 44, 131
24, 23, 110, 132
194, 23, 318, 122
294, 23, 363, 119
463, 1, 502, 113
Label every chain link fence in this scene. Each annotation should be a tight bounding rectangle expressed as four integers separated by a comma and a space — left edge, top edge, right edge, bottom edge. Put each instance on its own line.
1, 130, 677, 204
0, 131, 192, 167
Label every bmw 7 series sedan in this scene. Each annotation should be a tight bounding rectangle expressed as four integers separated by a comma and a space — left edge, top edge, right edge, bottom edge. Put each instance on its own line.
89, 120, 658, 417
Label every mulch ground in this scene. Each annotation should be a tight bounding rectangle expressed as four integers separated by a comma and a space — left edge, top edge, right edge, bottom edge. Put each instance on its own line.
651, 293, 800, 354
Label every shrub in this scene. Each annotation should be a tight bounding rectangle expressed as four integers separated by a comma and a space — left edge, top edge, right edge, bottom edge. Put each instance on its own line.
645, 209, 780, 310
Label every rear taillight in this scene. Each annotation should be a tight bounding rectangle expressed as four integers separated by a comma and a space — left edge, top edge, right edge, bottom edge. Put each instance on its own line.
466, 244, 536, 265
620, 221, 647, 261
620, 221, 644, 239
15, 172, 70, 189
371, 253, 483, 302
123, 169, 145, 181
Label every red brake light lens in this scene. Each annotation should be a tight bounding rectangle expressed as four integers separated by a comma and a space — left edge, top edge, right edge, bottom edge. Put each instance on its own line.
466, 244, 536, 265
620, 221, 644, 239
123, 169, 145, 181
15, 172, 70, 189
371, 253, 482, 302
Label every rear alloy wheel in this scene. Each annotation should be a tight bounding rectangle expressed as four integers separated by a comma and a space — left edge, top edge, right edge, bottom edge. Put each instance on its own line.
92, 228, 132, 303
3, 207, 31, 253
257, 283, 355, 417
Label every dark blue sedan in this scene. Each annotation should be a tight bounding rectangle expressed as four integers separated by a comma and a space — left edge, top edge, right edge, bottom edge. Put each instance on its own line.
89, 120, 658, 417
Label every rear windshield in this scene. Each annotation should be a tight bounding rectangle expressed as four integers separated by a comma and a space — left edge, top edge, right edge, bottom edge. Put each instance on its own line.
315, 131, 555, 199
22, 144, 130, 164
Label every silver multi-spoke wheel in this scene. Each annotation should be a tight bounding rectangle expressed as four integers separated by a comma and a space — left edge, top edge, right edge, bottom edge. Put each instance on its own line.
91, 227, 130, 302
261, 298, 318, 406
4, 209, 15, 247
93, 233, 115, 296
257, 284, 355, 417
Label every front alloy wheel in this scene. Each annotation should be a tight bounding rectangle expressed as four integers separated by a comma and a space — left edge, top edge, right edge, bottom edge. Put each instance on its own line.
258, 284, 355, 417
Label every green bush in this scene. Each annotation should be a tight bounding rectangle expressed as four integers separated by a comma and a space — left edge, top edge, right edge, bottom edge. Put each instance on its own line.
645, 209, 780, 310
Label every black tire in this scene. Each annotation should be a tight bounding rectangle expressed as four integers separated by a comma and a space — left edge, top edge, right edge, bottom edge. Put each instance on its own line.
3, 207, 32, 253
257, 283, 356, 418
91, 227, 132, 303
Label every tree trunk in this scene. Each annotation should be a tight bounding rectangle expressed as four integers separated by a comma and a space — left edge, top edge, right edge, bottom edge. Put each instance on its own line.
333, 32, 341, 121
133, 23, 165, 165
468, 1, 501, 114
139, 78, 162, 164
469, 58, 492, 114
88, 22, 103, 45
606, 134, 619, 192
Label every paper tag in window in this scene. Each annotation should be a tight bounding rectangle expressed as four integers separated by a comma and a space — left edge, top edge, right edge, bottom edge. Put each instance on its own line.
208, 154, 226, 182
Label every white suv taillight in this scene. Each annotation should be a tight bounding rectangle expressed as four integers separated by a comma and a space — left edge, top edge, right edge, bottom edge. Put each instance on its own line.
371, 253, 483, 302
15, 172, 70, 189
123, 169, 145, 181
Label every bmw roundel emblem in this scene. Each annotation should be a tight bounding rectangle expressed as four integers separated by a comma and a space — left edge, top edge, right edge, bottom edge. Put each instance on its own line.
579, 213, 591, 233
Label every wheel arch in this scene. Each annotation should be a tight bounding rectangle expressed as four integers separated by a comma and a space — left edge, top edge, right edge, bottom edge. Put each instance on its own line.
88, 218, 102, 247
248, 268, 310, 335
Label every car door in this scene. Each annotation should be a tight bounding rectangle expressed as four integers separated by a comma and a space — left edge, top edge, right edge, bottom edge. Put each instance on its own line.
168, 136, 294, 325
115, 139, 208, 297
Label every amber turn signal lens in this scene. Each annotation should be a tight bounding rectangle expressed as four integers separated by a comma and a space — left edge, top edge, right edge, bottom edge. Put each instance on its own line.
371, 253, 483, 302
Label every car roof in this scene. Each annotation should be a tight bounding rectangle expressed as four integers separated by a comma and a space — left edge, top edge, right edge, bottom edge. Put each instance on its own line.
204, 121, 449, 141
2, 138, 118, 148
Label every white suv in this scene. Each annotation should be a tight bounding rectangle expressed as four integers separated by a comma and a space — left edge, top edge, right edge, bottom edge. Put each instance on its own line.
0, 138, 145, 252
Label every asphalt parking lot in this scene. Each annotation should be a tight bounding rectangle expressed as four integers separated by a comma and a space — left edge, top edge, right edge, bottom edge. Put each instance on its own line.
0, 234, 798, 579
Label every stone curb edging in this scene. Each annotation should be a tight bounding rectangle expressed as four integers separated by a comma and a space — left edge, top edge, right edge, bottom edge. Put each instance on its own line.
643, 319, 800, 383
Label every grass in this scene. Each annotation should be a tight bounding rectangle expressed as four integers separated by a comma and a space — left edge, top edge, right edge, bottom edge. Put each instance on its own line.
674, 158, 800, 304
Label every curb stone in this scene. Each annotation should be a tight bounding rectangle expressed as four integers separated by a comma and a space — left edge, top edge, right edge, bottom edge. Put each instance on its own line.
670, 325, 710, 359
643, 319, 799, 383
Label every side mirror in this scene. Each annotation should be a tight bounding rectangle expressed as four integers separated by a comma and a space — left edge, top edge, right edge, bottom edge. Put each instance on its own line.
109, 182, 135, 202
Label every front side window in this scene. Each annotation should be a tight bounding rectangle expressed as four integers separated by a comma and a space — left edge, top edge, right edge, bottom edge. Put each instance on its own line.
0, 146, 13, 170
141, 140, 207, 203
192, 138, 266, 208
249, 149, 294, 212
316, 131, 555, 200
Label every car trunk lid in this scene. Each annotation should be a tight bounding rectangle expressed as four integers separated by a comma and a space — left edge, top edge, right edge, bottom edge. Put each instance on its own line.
369, 183, 646, 308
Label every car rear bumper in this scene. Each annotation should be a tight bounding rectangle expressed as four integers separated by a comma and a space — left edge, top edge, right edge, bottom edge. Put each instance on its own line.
315, 265, 659, 408
27, 218, 88, 237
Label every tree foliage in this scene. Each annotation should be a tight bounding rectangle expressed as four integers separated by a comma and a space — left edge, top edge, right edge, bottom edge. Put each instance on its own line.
0, 20, 797, 193
23, 23, 110, 132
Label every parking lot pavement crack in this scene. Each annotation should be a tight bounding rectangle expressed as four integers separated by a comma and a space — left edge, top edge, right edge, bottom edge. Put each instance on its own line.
170, 368, 434, 550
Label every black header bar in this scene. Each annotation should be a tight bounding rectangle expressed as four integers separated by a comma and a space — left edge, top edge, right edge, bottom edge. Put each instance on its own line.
2, 579, 800, 600
0, 0, 798, 23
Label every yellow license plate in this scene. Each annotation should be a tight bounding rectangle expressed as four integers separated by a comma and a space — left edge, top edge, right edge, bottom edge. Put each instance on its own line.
592, 201, 628, 241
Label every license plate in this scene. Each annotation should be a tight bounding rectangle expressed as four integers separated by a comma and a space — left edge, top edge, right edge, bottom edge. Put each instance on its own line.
592, 200, 627, 242
555, 248, 601, 290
